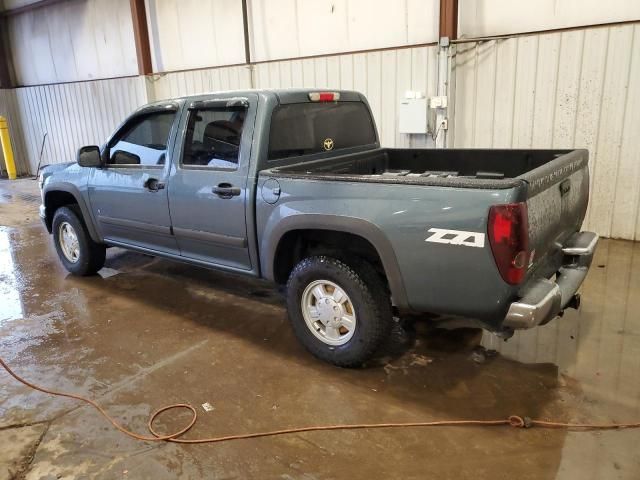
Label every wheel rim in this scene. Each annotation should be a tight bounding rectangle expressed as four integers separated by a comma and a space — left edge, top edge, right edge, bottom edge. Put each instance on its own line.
301, 280, 357, 346
58, 221, 80, 263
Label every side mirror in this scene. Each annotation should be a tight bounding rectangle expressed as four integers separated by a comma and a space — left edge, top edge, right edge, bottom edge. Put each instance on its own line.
77, 146, 102, 167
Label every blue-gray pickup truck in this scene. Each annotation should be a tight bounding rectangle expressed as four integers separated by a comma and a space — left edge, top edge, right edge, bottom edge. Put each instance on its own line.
39, 89, 598, 366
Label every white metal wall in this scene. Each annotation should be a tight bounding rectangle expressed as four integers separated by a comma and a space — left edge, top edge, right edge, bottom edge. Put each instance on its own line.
5, 77, 148, 174
6, 0, 138, 86
458, 0, 640, 38
453, 23, 640, 240
247, 0, 439, 62
147, 65, 253, 100
145, 0, 246, 72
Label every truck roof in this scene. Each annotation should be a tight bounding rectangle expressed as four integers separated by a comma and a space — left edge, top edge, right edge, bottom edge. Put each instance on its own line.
146, 88, 364, 107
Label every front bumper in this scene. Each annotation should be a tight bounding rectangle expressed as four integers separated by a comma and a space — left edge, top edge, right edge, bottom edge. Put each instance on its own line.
503, 231, 598, 329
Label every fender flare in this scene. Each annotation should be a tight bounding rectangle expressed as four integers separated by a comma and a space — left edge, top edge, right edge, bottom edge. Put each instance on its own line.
262, 214, 409, 309
43, 183, 101, 243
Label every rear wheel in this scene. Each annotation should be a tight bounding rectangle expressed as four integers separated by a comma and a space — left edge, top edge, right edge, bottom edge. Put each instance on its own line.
286, 256, 392, 367
52, 206, 106, 276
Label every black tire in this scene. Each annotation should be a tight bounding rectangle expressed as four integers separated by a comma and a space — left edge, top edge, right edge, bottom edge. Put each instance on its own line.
286, 256, 393, 367
52, 206, 106, 276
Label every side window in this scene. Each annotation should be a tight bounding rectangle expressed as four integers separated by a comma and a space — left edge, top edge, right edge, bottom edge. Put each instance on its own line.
108, 111, 176, 166
182, 106, 247, 169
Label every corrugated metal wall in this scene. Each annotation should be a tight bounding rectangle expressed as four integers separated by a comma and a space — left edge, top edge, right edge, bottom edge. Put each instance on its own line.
147, 65, 253, 100
247, 0, 439, 62
7, 0, 138, 86
3, 77, 148, 174
453, 23, 640, 240
145, 0, 246, 72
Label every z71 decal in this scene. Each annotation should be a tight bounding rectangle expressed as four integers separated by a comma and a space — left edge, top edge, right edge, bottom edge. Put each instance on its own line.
425, 228, 485, 248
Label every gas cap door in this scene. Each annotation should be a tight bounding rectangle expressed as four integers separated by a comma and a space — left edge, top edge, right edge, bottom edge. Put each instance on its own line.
261, 178, 281, 204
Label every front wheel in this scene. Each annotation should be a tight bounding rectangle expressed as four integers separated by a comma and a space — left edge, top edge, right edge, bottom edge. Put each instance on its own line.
286, 256, 393, 367
52, 206, 106, 276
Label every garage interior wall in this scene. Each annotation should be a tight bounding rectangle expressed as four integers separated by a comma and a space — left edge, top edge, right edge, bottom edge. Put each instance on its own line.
0, 0, 639, 242
453, 22, 640, 241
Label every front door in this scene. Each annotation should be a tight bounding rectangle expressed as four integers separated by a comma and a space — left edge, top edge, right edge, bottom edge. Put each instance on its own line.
88, 105, 180, 254
168, 97, 255, 270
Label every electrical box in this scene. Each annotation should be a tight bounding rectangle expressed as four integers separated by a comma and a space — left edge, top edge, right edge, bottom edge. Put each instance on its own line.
399, 96, 428, 134
429, 96, 448, 109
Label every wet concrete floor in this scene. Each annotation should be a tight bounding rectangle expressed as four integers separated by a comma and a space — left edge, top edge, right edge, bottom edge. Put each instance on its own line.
0, 178, 638, 479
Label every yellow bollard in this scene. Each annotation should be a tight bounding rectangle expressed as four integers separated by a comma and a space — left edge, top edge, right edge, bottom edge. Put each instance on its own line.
0, 115, 17, 180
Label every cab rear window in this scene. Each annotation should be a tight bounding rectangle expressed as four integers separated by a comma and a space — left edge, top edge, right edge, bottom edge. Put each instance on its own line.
268, 102, 377, 160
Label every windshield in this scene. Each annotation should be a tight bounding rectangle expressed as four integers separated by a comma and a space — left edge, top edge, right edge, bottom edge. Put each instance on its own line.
268, 101, 377, 160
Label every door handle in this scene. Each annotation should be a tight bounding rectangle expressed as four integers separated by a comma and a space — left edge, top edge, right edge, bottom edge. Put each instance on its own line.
212, 183, 241, 198
144, 178, 165, 192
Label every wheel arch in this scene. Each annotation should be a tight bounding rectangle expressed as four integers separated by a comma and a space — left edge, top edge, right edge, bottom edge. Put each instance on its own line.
263, 215, 409, 309
43, 185, 101, 242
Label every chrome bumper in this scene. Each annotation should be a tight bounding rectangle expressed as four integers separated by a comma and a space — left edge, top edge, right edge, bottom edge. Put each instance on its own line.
504, 231, 598, 329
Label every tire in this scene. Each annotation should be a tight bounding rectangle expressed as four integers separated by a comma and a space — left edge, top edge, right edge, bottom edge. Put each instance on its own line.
286, 256, 393, 367
52, 206, 106, 276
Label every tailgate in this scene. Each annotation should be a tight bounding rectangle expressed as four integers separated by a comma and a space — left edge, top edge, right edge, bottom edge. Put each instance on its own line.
521, 149, 590, 276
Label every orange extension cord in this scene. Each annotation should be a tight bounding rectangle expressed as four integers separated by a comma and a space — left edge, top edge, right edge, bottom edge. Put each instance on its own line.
1, 356, 639, 444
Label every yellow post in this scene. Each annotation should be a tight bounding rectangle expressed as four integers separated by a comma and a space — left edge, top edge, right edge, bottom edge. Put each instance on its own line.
0, 115, 17, 180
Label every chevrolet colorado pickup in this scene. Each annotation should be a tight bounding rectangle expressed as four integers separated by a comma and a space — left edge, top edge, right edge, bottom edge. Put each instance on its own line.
39, 89, 598, 366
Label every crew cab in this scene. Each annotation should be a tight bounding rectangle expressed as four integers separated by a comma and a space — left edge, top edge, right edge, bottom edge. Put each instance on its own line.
39, 89, 598, 366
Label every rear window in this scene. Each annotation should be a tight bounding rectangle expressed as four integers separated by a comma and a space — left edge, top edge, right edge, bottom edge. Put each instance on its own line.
268, 101, 377, 160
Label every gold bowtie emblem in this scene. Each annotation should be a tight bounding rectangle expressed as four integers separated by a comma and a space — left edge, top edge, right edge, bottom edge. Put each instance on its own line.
323, 138, 334, 151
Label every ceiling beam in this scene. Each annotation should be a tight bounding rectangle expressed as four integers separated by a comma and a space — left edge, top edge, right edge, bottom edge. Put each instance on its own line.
129, 0, 153, 75
439, 0, 459, 40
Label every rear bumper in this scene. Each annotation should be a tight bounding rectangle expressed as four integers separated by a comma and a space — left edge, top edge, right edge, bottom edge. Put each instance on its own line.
503, 231, 598, 329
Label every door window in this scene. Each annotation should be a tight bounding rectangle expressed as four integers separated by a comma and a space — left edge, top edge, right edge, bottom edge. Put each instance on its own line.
182, 106, 247, 169
108, 111, 176, 166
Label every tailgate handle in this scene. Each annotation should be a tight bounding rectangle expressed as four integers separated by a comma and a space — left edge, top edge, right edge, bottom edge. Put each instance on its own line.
560, 179, 571, 196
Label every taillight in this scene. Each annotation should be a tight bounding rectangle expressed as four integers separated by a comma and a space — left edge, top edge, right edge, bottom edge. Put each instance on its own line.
308, 92, 340, 102
488, 202, 529, 285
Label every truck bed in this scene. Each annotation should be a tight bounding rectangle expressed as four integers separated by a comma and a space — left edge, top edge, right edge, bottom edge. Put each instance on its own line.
263, 146, 590, 313
265, 148, 577, 190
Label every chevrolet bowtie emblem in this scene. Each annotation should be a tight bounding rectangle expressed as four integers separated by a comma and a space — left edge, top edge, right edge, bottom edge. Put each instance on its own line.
323, 138, 334, 151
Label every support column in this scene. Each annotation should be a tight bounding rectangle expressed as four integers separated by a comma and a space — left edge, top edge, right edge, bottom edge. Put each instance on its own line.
130, 0, 153, 75
435, 0, 458, 148
439, 0, 458, 40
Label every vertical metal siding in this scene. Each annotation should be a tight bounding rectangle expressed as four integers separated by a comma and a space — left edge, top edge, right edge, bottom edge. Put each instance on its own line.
453, 23, 640, 241
252, 46, 439, 147
147, 65, 253, 100
7, 0, 138, 86
8, 77, 148, 173
247, 0, 439, 63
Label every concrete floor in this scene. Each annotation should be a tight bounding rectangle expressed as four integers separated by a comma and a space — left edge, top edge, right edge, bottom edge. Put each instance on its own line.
0, 178, 638, 479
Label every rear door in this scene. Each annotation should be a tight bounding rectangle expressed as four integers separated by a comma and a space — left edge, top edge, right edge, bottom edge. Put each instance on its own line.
168, 95, 256, 270
88, 104, 180, 254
